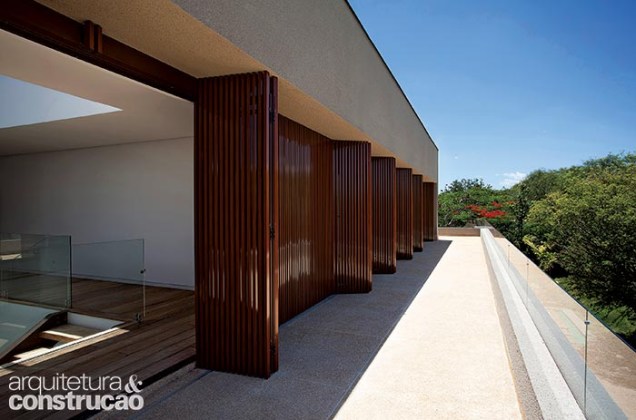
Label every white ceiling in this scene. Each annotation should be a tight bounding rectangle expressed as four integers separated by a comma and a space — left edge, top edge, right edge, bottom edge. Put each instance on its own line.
0, 29, 193, 156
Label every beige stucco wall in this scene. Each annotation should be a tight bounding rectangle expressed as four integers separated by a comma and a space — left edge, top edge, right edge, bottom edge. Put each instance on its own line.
172, 0, 438, 182
37, 0, 437, 181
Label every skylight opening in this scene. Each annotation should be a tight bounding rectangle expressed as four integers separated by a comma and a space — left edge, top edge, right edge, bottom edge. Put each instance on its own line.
0, 75, 120, 129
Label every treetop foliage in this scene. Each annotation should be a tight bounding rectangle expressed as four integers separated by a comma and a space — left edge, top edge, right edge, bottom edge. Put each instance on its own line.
439, 152, 636, 344
442, 178, 492, 193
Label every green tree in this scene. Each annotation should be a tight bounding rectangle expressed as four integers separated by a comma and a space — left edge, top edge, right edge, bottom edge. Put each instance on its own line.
509, 183, 530, 248
438, 191, 474, 227
444, 178, 491, 193
438, 178, 515, 234
525, 164, 636, 312
517, 169, 564, 202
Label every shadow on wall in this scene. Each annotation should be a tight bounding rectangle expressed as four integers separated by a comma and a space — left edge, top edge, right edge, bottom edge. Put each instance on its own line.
135, 240, 453, 420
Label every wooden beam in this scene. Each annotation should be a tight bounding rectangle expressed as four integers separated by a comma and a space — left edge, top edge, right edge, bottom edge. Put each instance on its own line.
0, 0, 196, 101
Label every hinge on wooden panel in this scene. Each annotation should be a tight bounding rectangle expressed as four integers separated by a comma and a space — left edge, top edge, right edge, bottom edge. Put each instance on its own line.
269, 89, 276, 122
269, 225, 275, 240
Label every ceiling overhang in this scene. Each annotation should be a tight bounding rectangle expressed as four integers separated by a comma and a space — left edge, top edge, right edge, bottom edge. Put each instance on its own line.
1, 0, 435, 179
0, 29, 193, 155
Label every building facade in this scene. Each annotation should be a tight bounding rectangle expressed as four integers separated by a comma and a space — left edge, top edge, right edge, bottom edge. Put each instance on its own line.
0, 0, 438, 378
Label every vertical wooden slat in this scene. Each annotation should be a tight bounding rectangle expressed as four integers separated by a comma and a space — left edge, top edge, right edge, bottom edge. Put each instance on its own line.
333, 141, 372, 293
396, 168, 413, 259
371, 157, 397, 274
269, 77, 279, 371
278, 116, 335, 323
412, 174, 424, 252
195, 72, 278, 378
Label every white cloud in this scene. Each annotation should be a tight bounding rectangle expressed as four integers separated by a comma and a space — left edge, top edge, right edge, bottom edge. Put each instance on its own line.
499, 171, 527, 188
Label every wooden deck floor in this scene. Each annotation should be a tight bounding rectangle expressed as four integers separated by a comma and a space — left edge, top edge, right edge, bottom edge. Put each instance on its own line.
0, 279, 195, 419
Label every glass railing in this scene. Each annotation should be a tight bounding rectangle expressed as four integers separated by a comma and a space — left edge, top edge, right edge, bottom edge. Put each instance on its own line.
483, 227, 635, 419
71, 239, 145, 323
0, 233, 71, 309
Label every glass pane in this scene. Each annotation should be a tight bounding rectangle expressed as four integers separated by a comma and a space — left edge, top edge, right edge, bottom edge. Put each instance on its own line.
496, 230, 588, 407
71, 239, 145, 323
483, 227, 631, 417
526, 264, 588, 411
0, 233, 71, 309
586, 311, 635, 418
492, 231, 528, 304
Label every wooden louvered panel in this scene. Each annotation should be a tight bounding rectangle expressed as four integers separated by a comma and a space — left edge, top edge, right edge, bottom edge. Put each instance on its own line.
371, 157, 397, 274
195, 72, 278, 378
278, 116, 335, 323
412, 174, 424, 252
423, 182, 438, 241
396, 168, 413, 259
333, 142, 372, 293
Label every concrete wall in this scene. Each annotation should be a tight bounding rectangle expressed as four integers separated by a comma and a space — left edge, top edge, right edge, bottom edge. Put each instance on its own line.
0, 138, 194, 289
438, 227, 481, 237
36, 0, 438, 180
172, 0, 438, 181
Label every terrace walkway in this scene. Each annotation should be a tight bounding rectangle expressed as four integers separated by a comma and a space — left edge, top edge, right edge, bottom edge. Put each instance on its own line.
125, 237, 523, 419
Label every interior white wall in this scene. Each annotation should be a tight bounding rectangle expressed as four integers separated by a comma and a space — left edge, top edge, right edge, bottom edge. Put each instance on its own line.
0, 138, 194, 289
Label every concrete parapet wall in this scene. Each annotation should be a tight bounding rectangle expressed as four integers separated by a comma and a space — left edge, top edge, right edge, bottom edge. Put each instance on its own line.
438, 227, 480, 237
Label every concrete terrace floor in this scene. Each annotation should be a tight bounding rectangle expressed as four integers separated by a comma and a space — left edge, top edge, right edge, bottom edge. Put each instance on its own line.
123, 237, 522, 419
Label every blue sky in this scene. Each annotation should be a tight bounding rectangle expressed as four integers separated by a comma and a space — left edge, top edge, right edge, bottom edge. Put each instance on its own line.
348, 0, 636, 190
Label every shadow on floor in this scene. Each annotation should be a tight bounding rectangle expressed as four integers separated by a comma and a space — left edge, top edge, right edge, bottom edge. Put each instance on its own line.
136, 240, 453, 420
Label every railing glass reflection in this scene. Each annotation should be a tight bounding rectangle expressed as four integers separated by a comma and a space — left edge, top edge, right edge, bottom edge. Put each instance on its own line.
0, 233, 71, 308
72, 239, 145, 322
482, 226, 634, 419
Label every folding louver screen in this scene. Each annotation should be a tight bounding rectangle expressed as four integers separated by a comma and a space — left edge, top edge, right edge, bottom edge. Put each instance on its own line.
372, 157, 397, 274
423, 182, 438, 241
396, 168, 414, 259
278, 116, 335, 323
333, 141, 373, 293
195, 72, 279, 378
412, 174, 424, 252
